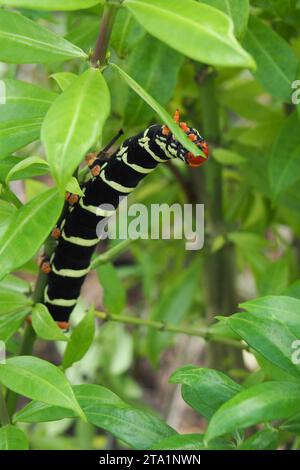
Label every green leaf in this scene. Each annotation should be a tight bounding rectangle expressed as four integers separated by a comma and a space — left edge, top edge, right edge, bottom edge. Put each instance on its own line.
97, 263, 126, 315
0, 309, 30, 342
75, 384, 176, 449
0, 78, 56, 116
42, 68, 110, 190
213, 148, 246, 165
227, 310, 300, 379
111, 8, 145, 59
240, 295, 300, 337
0, 0, 103, 10
0, 290, 31, 316
147, 263, 199, 364
124, 34, 183, 127
0, 425, 28, 450
15, 384, 175, 449
0, 10, 87, 64
0, 356, 85, 419
5, 156, 49, 183
280, 412, 300, 435
170, 366, 242, 419
0, 200, 16, 239
62, 308, 95, 369
151, 433, 231, 450
206, 381, 300, 441
65, 176, 84, 197
269, 112, 300, 200
0, 157, 24, 182
50, 72, 77, 92
151, 433, 205, 450
0, 188, 64, 280
0, 117, 43, 156
238, 427, 279, 450
243, 15, 298, 102
111, 63, 205, 159
32, 303, 68, 342
200, 0, 249, 39
0, 274, 30, 294
124, 0, 255, 68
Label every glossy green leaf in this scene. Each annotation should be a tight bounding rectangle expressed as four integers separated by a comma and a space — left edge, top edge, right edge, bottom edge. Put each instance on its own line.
5, 156, 49, 183
238, 428, 279, 450
0, 356, 85, 419
206, 381, 300, 441
32, 303, 68, 342
124, 35, 183, 127
0, 78, 56, 117
147, 264, 199, 364
14, 384, 175, 449
124, 0, 255, 68
280, 412, 300, 435
112, 63, 205, 159
97, 263, 126, 315
0, 309, 30, 342
240, 295, 300, 337
50, 72, 77, 92
170, 366, 242, 419
151, 433, 231, 450
111, 8, 145, 59
227, 310, 300, 378
0, 0, 103, 10
0, 157, 24, 181
0, 200, 16, 239
0, 117, 43, 156
42, 68, 110, 190
200, 0, 249, 38
0, 290, 31, 316
243, 15, 298, 102
62, 308, 95, 369
151, 433, 205, 450
65, 176, 84, 197
0, 10, 87, 64
213, 148, 246, 165
0, 188, 64, 280
0, 425, 28, 450
269, 113, 300, 200
0, 274, 30, 294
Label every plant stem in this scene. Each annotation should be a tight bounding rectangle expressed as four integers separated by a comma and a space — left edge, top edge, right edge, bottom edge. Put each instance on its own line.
196, 67, 243, 369
91, 2, 118, 67
90, 238, 134, 269
0, 385, 10, 427
6, 324, 36, 418
94, 310, 246, 350
1, 185, 23, 209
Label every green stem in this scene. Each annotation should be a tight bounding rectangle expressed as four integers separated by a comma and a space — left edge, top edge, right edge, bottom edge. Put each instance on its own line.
91, 2, 118, 67
94, 310, 246, 350
90, 238, 134, 269
0, 385, 10, 427
6, 324, 36, 418
1, 185, 23, 209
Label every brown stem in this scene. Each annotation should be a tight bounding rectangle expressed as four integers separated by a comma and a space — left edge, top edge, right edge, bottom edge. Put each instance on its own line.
91, 3, 118, 67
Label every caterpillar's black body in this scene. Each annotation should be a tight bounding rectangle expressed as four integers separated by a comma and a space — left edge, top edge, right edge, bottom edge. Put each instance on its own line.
45, 124, 209, 324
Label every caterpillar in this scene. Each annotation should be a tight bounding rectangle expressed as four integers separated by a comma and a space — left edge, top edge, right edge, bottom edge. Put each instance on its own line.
43, 112, 209, 328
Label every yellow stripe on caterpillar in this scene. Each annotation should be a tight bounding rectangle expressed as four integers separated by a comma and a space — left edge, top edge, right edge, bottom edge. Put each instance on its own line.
61, 231, 99, 247
44, 287, 77, 307
100, 170, 134, 193
51, 263, 90, 278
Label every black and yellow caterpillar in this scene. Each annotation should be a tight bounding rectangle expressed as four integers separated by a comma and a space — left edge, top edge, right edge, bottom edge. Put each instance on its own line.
43, 115, 209, 327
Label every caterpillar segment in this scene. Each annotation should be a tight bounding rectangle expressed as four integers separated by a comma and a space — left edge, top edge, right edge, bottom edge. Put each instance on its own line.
44, 118, 209, 322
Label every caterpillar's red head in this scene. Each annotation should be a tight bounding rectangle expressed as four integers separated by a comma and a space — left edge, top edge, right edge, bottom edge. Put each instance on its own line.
161, 110, 209, 167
